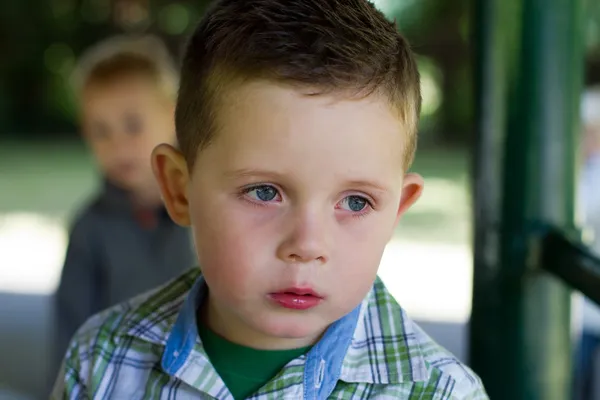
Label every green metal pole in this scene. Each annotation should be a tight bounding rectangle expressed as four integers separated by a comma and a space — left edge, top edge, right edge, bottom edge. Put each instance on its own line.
470, 0, 519, 395
470, 0, 585, 398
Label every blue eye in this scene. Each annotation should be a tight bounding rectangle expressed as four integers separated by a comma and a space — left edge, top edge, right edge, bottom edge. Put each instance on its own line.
340, 196, 368, 212
245, 185, 279, 202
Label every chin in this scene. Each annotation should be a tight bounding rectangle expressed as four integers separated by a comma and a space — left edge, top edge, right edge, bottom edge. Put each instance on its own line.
255, 313, 330, 341
107, 174, 134, 188
117, 177, 147, 193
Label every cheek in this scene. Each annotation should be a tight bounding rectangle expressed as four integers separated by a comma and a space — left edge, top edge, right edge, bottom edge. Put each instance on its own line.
90, 143, 115, 167
131, 133, 158, 155
334, 237, 385, 283
329, 216, 394, 300
190, 199, 276, 294
327, 245, 382, 316
336, 210, 397, 256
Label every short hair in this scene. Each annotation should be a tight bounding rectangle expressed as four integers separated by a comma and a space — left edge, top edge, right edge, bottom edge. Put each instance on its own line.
176, 0, 421, 170
72, 35, 179, 102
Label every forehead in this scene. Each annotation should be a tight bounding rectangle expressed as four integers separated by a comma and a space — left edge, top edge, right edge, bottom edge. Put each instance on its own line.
82, 76, 165, 111
197, 81, 408, 182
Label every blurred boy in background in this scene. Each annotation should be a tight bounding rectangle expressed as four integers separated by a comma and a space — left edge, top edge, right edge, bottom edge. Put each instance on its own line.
52, 35, 195, 379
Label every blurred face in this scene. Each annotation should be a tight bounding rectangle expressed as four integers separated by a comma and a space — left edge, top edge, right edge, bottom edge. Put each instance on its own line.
82, 75, 175, 193
152, 81, 423, 349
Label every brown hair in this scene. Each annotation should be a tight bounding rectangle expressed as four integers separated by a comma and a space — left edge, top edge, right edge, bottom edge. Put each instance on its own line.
177, 0, 421, 170
73, 35, 179, 102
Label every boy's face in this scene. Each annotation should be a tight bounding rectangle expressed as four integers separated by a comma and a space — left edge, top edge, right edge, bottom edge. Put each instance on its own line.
153, 81, 423, 349
82, 76, 175, 193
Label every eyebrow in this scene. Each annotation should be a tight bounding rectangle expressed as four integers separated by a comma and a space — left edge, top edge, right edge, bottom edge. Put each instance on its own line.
223, 168, 285, 181
342, 179, 391, 196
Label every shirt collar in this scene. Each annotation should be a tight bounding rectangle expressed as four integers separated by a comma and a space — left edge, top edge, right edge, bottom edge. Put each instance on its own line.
161, 273, 207, 373
121, 269, 201, 346
121, 272, 430, 389
98, 179, 133, 211
339, 277, 430, 384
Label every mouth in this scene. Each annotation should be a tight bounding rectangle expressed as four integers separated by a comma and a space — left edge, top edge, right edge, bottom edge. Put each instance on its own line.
279, 287, 323, 297
268, 287, 324, 310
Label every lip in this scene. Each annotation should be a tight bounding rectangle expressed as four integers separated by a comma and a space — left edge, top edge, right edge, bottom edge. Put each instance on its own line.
268, 287, 324, 310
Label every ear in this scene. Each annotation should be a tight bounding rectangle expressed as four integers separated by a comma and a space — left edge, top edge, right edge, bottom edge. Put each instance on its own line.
395, 172, 424, 224
151, 143, 191, 226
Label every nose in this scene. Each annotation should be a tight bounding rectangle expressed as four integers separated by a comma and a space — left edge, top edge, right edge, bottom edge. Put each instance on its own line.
276, 207, 330, 265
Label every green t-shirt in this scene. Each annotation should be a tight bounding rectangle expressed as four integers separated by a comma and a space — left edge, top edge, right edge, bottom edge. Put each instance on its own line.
198, 323, 311, 400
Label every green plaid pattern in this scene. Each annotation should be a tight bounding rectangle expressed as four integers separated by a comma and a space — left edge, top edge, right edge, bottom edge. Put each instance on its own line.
51, 269, 489, 399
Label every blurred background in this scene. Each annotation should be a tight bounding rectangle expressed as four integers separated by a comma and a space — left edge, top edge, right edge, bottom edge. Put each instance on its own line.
1, 0, 600, 399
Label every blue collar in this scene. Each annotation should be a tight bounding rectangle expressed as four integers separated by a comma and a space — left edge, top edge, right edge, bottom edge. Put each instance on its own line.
161, 274, 362, 398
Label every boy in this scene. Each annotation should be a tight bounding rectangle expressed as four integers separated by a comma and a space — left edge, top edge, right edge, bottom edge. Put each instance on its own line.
52, 1, 489, 399
52, 35, 195, 379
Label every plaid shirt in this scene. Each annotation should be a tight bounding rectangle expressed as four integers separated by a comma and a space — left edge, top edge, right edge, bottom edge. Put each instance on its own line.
52, 269, 488, 399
